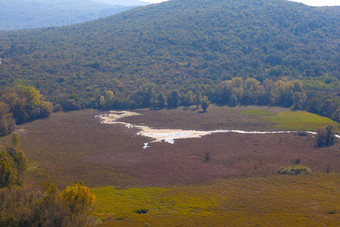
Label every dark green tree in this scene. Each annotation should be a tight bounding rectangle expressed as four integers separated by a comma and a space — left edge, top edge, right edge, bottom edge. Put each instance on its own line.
153, 92, 167, 108
316, 125, 336, 147
167, 90, 181, 108
201, 96, 210, 112
0, 151, 17, 188
194, 91, 202, 109
184, 91, 194, 108
0, 102, 15, 137
6, 134, 27, 186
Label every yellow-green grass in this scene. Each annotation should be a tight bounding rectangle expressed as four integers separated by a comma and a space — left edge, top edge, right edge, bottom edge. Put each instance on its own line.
93, 174, 340, 226
264, 111, 339, 131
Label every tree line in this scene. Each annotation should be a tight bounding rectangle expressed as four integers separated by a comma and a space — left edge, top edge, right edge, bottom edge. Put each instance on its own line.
0, 86, 53, 136
0, 77, 339, 139
92, 77, 339, 122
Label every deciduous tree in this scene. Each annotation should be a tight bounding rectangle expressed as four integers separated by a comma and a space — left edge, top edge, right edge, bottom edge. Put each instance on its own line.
201, 96, 210, 112
316, 125, 336, 147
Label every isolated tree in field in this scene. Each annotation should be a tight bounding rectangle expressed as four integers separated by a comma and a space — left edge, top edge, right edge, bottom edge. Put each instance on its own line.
316, 125, 336, 147
201, 96, 210, 112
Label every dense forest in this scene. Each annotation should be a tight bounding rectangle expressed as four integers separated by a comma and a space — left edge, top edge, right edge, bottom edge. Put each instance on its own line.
0, 0, 339, 120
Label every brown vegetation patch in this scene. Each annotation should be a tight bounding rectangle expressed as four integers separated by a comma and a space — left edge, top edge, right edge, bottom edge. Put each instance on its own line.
16, 107, 340, 188
123, 105, 284, 131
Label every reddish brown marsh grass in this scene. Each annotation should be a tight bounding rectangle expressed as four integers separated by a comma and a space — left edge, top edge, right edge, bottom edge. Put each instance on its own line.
16, 106, 340, 188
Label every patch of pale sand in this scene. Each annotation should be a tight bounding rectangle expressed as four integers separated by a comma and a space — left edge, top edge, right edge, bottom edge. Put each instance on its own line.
95, 111, 340, 148
95, 111, 140, 124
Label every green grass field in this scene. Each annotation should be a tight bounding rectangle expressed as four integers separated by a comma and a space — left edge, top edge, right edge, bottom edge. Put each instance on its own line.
93, 174, 340, 226
265, 111, 339, 131
242, 109, 339, 131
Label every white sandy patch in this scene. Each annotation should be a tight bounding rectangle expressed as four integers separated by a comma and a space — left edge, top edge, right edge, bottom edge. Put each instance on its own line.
95, 111, 340, 148
95, 111, 140, 124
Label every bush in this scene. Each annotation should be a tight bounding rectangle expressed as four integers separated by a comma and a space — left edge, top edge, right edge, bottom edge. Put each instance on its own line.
278, 165, 311, 175
0, 151, 18, 188
0, 134, 27, 188
296, 131, 307, 136
61, 182, 96, 216
201, 96, 210, 112
0, 182, 96, 227
316, 125, 336, 147
135, 209, 148, 214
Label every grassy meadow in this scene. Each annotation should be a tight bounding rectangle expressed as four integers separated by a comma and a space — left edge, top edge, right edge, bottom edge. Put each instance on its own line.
7, 105, 340, 226
93, 174, 340, 226
242, 109, 340, 131
264, 111, 339, 131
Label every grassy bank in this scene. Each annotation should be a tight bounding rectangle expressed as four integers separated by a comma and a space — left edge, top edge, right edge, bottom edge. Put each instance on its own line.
242, 109, 339, 131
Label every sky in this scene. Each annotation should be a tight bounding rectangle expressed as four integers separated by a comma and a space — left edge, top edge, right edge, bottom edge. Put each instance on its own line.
144, 0, 340, 6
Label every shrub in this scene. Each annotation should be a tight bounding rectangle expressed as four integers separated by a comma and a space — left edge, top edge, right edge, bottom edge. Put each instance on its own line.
0, 151, 18, 188
294, 158, 300, 164
296, 131, 307, 136
204, 151, 210, 162
278, 165, 311, 175
316, 125, 336, 147
0, 182, 96, 227
61, 182, 96, 215
2, 134, 28, 187
201, 96, 210, 112
135, 209, 148, 214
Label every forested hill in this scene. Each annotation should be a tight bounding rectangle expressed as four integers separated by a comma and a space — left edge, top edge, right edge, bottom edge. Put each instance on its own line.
0, 0, 339, 105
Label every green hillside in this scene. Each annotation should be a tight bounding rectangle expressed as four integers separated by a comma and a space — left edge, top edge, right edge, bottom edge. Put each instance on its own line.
0, 0, 339, 112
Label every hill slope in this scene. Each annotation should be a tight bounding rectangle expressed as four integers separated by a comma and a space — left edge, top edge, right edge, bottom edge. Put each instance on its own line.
0, 0, 339, 102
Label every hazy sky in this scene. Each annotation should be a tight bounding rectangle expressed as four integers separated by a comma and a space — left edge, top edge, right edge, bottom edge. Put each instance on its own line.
144, 0, 340, 6
290, 0, 340, 6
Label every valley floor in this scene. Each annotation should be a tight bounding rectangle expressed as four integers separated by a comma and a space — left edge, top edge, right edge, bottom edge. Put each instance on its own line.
7, 105, 340, 226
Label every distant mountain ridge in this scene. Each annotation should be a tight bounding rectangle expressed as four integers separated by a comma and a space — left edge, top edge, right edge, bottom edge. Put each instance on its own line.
0, 0, 148, 31
92, 0, 149, 6
0, 0, 339, 102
